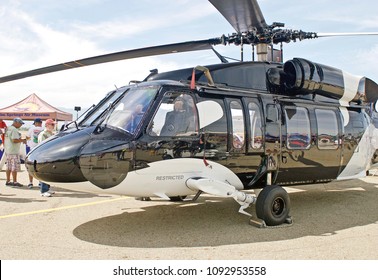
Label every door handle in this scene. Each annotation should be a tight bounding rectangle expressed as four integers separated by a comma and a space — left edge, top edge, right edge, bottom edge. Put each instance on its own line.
281, 155, 287, 164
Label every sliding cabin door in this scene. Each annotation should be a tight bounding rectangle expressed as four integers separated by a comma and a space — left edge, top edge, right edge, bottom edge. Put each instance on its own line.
276, 103, 342, 185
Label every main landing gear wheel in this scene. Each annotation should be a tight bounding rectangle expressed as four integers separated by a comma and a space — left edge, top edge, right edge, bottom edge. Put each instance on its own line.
255, 185, 291, 226
169, 196, 187, 201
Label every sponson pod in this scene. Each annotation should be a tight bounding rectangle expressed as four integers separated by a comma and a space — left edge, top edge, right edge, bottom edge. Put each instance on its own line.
271, 57, 378, 104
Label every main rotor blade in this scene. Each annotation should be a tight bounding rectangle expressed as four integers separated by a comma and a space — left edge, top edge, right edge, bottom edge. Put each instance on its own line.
209, 0, 268, 33
0, 39, 219, 84
317, 32, 378, 37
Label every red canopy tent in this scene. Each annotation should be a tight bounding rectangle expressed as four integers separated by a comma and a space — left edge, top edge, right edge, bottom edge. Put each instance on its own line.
0, 93, 72, 121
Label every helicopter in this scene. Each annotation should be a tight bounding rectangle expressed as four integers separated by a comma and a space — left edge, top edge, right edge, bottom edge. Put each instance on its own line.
1, 0, 378, 227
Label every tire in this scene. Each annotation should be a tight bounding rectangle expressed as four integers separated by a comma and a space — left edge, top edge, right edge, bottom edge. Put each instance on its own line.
255, 185, 290, 226
169, 196, 187, 202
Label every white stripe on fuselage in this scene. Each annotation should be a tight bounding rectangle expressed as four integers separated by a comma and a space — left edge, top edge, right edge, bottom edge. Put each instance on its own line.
337, 122, 378, 180
55, 158, 244, 197
340, 71, 362, 106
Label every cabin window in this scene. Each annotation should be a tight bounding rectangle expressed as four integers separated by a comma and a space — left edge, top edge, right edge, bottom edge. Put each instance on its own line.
345, 109, 368, 138
196, 97, 227, 152
265, 104, 280, 143
149, 92, 198, 137
315, 109, 339, 150
248, 102, 262, 149
285, 107, 311, 150
230, 100, 245, 149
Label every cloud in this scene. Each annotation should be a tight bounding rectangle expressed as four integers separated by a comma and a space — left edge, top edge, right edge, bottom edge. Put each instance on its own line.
2, 0, 378, 111
0, 4, 200, 109
67, 1, 216, 42
0, 3, 134, 109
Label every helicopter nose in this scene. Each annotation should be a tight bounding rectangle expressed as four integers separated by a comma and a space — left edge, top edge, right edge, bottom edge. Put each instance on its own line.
25, 128, 92, 183
78, 139, 133, 189
26, 126, 134, 189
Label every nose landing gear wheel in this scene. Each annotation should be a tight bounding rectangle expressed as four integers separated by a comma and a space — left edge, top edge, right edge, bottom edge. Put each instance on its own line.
255, 185, 291, 226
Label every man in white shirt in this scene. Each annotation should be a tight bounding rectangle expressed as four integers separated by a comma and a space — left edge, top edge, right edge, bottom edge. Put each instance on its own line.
26, 118, 43, 188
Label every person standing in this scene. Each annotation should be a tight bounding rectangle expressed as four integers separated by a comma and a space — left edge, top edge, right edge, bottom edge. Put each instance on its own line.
0, 119, 8, 170
26, 118, 43, 188
0, 118, 7, 144
4, 118, 27, 187
38, 119, 56, 197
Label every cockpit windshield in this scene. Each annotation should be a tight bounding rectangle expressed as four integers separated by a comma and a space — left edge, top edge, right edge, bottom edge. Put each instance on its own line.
103, 85, 158, 134
79, 89, 125, 127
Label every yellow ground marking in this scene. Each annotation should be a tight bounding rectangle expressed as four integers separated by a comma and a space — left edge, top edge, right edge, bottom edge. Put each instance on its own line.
0, 196, 130, 219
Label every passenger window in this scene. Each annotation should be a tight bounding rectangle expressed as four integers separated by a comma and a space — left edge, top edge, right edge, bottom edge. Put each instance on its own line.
149, 93, 198, 137
315, 109, 339, 149
265, 104, 280, 143
230, 101, 245, 149
285, 107, 311, 149
266, 105, 278, 123
248, 102, 262, 149
198, 99, 226, 133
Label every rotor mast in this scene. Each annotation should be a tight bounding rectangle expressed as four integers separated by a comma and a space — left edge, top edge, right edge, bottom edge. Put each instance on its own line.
209, 0, 317, 62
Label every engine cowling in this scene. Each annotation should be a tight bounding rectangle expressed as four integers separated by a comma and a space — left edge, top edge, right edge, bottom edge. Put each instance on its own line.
269, 57, 378, 104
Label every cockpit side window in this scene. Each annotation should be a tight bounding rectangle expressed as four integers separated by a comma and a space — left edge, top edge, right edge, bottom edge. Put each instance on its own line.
149, 92, 198, 137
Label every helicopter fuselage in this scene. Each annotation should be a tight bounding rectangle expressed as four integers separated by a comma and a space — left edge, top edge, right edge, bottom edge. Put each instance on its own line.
25, 60, 378, 199
23, 59, 378, 225
2, 0, 374, 226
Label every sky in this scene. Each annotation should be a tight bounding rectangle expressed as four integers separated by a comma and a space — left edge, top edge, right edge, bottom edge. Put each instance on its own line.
1, 0, 378, 112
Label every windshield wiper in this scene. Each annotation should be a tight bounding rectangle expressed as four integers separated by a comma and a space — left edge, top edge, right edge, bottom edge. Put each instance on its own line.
77, 104, 96, 124
94, 101, 116, 133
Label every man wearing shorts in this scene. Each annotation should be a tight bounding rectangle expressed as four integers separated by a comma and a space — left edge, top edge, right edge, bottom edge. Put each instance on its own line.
26, 118, 43, 188
4, 118, 27, 187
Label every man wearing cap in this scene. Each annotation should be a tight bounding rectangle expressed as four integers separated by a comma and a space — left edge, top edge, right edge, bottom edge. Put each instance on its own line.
26, 118, 43, 188
38, 118, 56, 197
4, 118, 27, 187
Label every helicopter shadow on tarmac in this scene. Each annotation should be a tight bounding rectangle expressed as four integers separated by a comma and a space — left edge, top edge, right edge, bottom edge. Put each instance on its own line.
72, 179, 378, 248
0, 194, 36, 204
0, 185, 107, 203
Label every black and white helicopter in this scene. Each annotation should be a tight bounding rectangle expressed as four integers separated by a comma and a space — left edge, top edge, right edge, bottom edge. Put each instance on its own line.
1, 0, 378, 226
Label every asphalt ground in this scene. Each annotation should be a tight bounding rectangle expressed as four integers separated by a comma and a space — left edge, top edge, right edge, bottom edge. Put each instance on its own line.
0, 166, 377, 260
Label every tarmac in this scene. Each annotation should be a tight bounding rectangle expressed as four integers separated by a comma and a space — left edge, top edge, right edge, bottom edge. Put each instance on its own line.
0, 165, 377, 260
